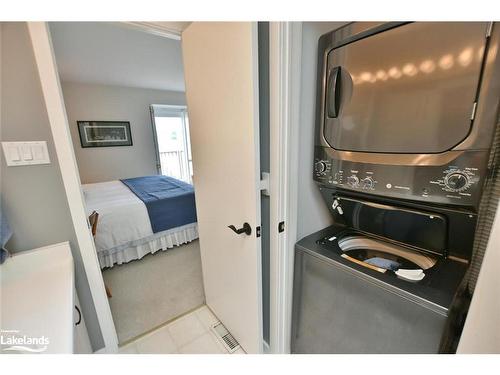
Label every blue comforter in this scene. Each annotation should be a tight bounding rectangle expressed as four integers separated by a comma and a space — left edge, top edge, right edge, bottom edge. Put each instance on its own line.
121, 175, 197, 233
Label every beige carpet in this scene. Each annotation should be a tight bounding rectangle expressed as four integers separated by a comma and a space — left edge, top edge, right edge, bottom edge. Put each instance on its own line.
102, 240, 205, 344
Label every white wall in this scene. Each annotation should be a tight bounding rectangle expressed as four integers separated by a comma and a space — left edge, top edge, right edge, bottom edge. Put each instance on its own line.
458, 201, 500, 353
296, 22, 346, 239
61, 81, 186, 183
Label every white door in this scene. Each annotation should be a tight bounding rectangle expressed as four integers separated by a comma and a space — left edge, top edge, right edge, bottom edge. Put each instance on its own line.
182, 22, 263, 353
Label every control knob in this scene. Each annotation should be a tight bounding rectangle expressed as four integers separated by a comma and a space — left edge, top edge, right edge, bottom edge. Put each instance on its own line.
444, 172, 469, 192
361, 177, 374, 189
347, 175, 359, 187
315, 161, 327, 174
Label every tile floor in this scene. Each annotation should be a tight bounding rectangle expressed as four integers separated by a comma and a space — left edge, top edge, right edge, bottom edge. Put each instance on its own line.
118, 305, 246, 354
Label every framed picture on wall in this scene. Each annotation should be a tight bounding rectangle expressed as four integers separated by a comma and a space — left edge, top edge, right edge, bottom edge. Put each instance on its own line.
77, 121, 133, 148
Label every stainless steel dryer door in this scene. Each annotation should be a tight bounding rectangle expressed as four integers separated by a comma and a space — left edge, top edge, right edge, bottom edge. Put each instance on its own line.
324, 22, 489, 154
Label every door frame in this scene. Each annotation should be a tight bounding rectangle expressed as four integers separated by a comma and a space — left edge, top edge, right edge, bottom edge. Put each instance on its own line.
28, 20, 301, 354
27, 22, 119, 353
268, 22, 302, 354
28, 22, 192, 354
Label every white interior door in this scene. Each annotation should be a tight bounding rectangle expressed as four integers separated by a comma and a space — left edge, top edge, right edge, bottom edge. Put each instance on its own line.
182, 22, 263, 353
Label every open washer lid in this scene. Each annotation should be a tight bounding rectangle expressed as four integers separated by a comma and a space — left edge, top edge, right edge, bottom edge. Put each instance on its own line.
329, 195, 448, 256
338, 235, 437, 270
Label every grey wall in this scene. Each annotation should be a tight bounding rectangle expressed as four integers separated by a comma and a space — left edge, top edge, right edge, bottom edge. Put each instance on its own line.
61, 81, 186, 184
296, 22, 347, 239
0, 22, 104, 351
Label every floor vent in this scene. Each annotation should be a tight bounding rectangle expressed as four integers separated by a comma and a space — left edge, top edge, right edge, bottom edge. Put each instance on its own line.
211, 322, 240, 353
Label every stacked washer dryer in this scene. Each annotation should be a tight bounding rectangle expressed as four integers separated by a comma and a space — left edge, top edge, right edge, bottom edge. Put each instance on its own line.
291, 22, 500, 353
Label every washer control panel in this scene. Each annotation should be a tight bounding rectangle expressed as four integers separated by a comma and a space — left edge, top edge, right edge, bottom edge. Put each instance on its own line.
314, 147, 488, 208
445, 172, 469, 191
443, 169, 475, 192
429, 167, 480, 197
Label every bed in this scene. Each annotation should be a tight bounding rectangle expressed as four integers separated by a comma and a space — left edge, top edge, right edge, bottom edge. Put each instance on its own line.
82, 175, 198, 268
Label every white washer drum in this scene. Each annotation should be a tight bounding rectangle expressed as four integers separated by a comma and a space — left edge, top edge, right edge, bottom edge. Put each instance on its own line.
338, 235, 436, 281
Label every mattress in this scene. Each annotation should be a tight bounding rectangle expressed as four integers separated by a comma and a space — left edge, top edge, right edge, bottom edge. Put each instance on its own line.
82, 180, 198, 268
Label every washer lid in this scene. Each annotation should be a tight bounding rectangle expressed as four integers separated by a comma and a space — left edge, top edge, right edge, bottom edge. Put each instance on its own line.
338, 235, 437, 270
330, 196, 447, 256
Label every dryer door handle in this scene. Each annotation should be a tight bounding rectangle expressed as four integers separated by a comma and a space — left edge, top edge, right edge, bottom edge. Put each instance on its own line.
327, 66, 342, 118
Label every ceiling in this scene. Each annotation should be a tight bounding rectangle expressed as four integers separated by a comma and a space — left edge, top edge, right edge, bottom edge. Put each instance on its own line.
50, 22, 186, 92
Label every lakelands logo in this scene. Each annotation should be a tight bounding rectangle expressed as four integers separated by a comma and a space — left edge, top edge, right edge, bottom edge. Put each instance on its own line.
1, 329, 49, 353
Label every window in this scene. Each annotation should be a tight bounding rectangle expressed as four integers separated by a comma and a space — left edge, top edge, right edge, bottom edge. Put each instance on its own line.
150, 105, 193, 184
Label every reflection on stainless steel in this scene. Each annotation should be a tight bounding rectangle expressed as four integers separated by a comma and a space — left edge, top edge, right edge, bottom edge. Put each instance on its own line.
352, 47, 482, 85
419, 59, 436, 74
375, 69, 388, 81
488, 44, 498, 63
351, 75, 362, 85
438, 54, 454, 70
477, 45, 485, 61
402, 63, 418, 76
458, 47, 474, 67
360, 71, 375, 83
388, 66, 402, 79
324, 22, 488, 154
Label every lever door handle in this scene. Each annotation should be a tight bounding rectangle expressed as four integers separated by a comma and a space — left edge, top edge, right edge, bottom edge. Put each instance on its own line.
228, 222, 252, 236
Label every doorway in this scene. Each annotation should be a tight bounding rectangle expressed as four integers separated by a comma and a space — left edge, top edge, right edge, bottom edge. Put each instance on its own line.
30, 21, 293, 355
47, 21, 208, 349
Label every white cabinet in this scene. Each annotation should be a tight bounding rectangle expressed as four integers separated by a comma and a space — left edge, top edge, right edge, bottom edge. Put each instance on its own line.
0, 242, 86, 354
74, 289, 92, 353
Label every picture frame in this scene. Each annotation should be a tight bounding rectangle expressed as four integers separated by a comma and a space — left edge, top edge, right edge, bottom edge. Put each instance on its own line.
77, 121, 133, 148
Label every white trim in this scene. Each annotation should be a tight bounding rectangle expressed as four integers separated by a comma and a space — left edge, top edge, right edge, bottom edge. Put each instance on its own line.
252, 21, 265, 354
269, 22, 302, 354
151, 104, 188, 116
27, 22, 119, 354
149, 106, 162, 174
119, 22, 184, 40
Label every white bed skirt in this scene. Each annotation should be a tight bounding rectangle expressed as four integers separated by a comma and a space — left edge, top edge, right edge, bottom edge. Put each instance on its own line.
98, 223, 199, 268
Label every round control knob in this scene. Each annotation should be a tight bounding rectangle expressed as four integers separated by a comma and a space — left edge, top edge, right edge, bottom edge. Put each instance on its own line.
445, 172, 469, 191
347, 175, 359, 187
315, 161, 327, 174
361, 177, 374, 189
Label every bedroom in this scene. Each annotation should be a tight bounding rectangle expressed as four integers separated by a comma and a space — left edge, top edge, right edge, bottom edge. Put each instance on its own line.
49, 22, 229, 353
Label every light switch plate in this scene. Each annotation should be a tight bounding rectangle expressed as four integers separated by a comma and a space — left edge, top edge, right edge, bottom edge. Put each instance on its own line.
2, 141, 51, 166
